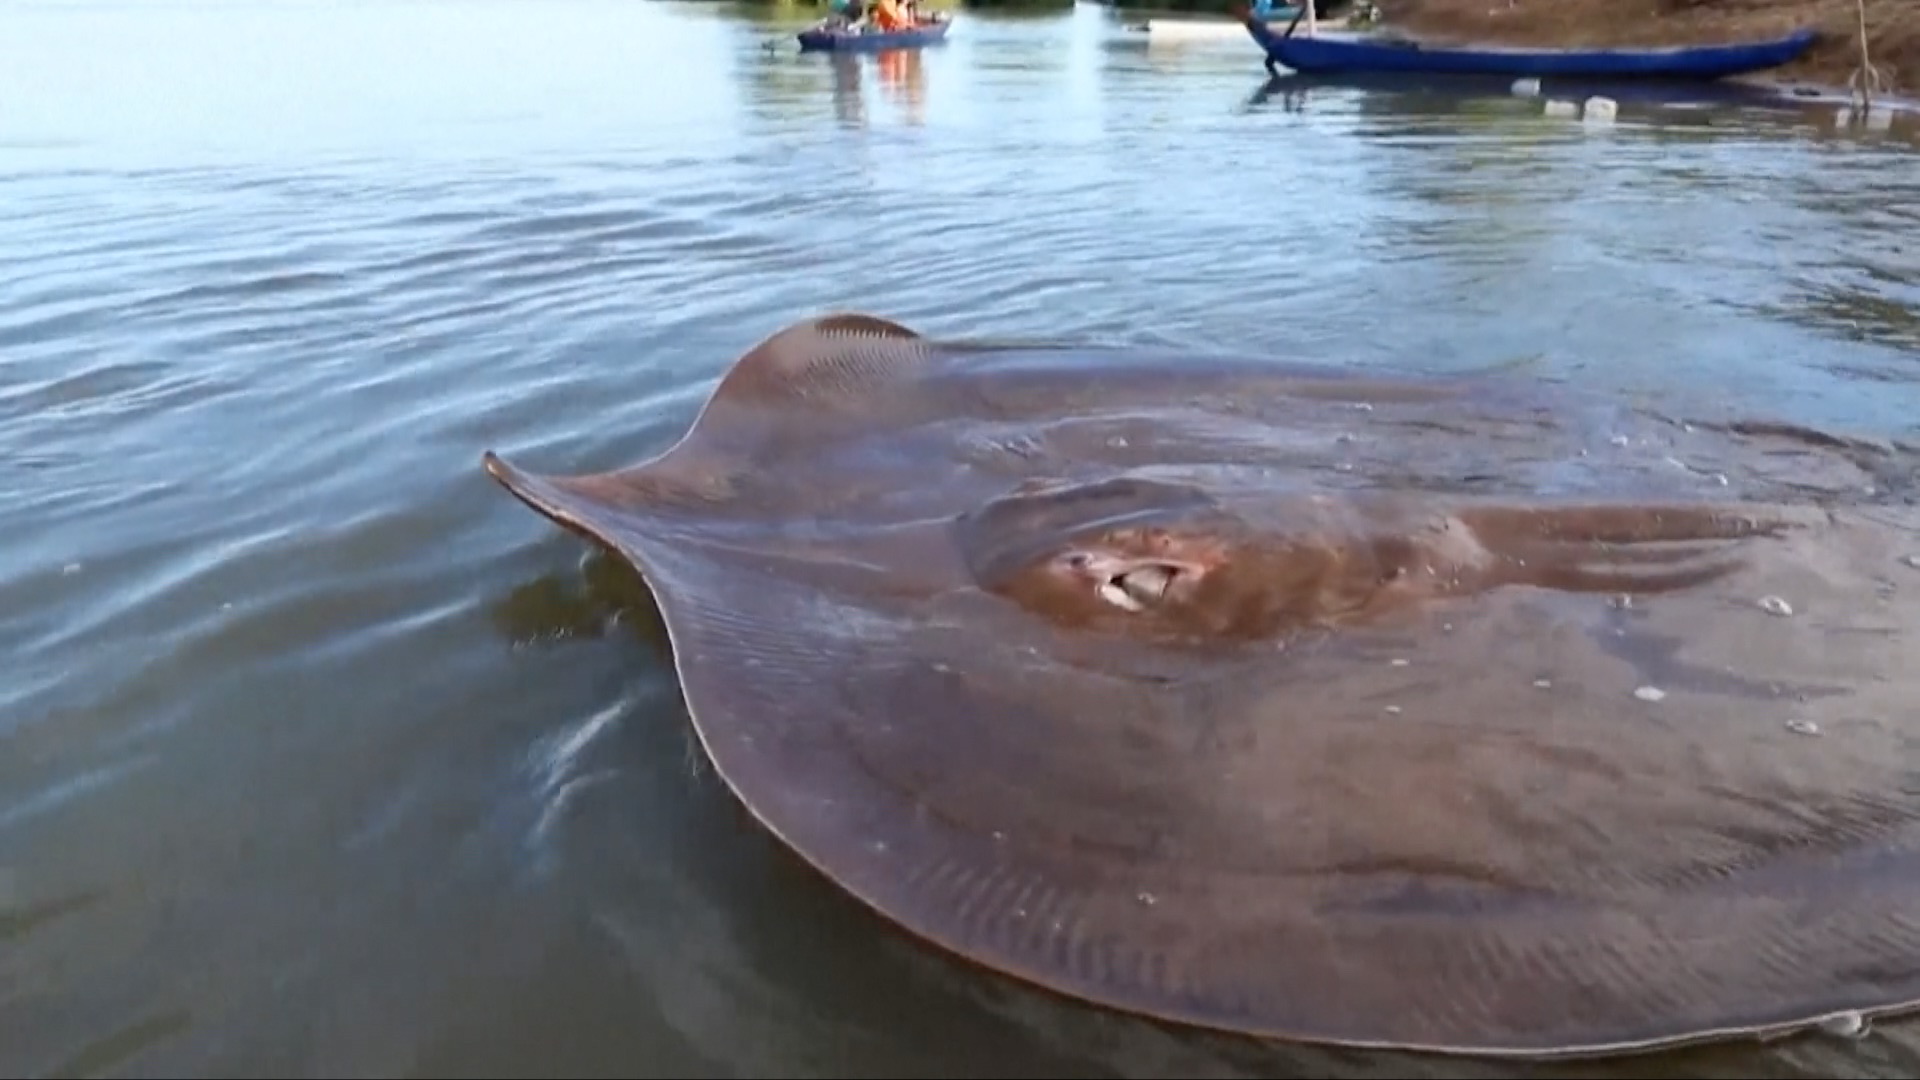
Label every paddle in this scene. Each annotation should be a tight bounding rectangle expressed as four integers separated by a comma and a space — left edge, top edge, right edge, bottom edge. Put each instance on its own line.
1230, 0, 1306, 39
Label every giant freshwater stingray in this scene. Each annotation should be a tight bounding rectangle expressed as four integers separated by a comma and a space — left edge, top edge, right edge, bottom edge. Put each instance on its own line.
482, 313, 1920, 1060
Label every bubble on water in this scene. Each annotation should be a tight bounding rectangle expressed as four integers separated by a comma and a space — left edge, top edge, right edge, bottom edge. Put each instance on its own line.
1634, 686, 1667, 703
1786, 719, 1820, 736
1758, 595, 1794, 617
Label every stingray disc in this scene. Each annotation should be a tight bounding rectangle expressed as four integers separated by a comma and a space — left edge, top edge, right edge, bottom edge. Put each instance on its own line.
483, 313, 1920, 1059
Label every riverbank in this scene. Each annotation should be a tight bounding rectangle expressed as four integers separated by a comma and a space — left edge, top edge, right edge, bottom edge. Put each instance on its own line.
1382, 0, 1912, 97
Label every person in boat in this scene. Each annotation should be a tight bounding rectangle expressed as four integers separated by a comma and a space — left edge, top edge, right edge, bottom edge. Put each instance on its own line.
870, 0, 912, 32
826, 0, 865, 29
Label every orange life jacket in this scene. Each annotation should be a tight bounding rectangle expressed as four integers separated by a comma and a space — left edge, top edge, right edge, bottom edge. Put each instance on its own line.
873, 0, 909, 31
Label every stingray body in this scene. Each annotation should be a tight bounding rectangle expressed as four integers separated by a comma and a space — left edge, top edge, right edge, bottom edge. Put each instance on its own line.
483, 314, 1920, 1059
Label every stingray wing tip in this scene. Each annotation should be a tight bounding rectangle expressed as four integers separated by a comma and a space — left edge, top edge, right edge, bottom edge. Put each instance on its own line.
480, 448, 518, 484
479, 449, 588, 525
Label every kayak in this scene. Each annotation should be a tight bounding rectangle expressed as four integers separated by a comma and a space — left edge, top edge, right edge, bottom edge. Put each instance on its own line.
799, 14, 953, 51
1240, 14, 1820, 79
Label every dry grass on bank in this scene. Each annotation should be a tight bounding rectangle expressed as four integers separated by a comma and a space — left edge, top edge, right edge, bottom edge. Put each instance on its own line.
1380, 0, 1914, 95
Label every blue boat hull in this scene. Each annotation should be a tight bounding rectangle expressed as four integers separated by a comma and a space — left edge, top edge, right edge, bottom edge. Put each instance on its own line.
799, 18, 952, 52
1243, 17, 1818, 80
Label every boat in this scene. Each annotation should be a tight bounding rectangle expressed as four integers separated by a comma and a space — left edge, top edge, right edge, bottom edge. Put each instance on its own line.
1127, 11, 1299, 41
1237, 9, 1819, 81
798, 12, 953, 52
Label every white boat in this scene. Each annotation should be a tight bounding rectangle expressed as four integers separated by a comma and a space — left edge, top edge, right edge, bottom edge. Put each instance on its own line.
1121, 8, 1297, 39
1124, 11, 1298, 41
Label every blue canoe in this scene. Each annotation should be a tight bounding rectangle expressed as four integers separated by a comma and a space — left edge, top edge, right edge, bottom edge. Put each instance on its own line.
798, 15, 953, 52
1241, 15, 1819, 80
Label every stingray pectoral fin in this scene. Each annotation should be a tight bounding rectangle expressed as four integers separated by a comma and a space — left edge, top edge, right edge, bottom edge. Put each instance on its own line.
707, 312, 938, 408
809, 312, 922, 340
481, 450, 649, 554
482, 450, 602, 532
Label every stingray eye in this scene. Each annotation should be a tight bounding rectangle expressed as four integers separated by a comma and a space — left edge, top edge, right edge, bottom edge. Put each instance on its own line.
1098, 561, 1182, 613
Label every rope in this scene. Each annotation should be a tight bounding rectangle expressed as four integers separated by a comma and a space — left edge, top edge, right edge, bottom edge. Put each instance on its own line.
1847, 0, 1884, 112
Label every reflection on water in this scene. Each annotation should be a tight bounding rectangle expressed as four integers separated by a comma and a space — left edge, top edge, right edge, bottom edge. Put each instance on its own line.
1, 0, 1919, 1076
834, 53, 870, 125
822, 50, 930, 127
490, 549, 674, 661
878, 48, 929, 123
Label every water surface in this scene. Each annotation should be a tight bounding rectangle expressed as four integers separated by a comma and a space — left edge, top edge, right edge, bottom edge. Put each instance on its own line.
4, 1, 1920, 1076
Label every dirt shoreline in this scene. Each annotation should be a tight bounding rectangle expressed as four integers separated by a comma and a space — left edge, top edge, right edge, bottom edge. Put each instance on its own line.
1378, 0, 1913, 98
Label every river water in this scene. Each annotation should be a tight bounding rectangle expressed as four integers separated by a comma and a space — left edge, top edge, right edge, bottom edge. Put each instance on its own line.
4, 0, 1920, 1076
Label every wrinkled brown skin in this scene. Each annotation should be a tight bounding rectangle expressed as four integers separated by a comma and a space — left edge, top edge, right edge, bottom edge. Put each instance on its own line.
482, 313, 1920, 1061
963, 476, 1793, 644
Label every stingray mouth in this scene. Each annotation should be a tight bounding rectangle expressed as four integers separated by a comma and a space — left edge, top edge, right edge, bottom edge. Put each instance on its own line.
1061, 552, 1187, 612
